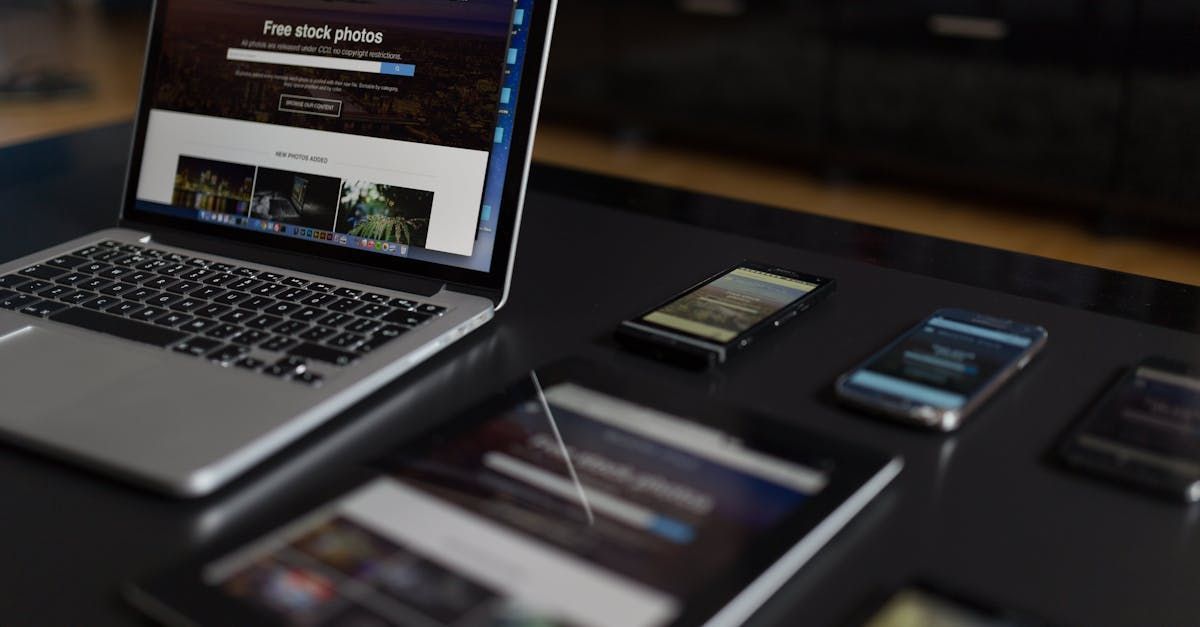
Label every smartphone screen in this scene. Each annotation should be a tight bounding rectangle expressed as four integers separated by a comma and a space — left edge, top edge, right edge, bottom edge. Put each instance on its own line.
638, 266, 820, 344
842, 312, 1042, 412
1070, 362, 1200, 481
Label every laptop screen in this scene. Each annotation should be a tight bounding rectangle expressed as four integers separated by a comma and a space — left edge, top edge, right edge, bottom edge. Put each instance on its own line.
131, 0, 536, 274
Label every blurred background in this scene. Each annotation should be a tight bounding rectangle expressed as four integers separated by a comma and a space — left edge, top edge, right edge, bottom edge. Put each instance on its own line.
1, 0, 1197, 284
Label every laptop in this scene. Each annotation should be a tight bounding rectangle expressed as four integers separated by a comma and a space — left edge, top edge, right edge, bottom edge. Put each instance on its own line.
0, 0, 557, 497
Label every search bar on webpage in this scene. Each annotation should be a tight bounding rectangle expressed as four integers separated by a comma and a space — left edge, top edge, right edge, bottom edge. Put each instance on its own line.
226, 47, 415, 76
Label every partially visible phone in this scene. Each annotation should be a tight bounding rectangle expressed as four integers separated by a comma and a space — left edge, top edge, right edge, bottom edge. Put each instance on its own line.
1059, 357, 1200, 503
615, 262, 835, 369
835, 308, 1048, 431
852, 584, 1048, 627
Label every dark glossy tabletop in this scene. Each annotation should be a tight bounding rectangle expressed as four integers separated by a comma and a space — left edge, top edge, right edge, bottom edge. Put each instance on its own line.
2, 123, 1199, 627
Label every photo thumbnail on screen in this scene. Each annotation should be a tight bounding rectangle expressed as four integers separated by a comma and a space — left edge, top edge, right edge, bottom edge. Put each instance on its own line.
337, 181, 434, 249
250, 167, 341, 230
172, 156, 255, 215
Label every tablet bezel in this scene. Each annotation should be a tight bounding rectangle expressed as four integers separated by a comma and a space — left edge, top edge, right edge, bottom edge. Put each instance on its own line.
128, 358, 900, 627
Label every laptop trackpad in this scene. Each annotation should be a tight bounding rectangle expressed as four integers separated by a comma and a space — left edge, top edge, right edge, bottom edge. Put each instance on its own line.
0, 325, 162, 422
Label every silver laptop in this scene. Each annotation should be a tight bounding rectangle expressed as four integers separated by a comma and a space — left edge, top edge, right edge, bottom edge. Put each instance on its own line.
0, 0, 557, 497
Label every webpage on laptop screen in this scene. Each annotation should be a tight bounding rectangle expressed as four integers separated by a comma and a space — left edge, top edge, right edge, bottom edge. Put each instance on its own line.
135, 0, 530, 272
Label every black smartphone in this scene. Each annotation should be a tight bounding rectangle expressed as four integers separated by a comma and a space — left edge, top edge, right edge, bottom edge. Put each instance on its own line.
835, 308, 1048, 432
615, 262, 835, 369
1059, 357, 1200, 503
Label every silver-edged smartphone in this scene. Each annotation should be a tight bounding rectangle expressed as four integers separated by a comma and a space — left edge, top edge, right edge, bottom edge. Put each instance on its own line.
835, 308, 1048, 431
615, 261, 835, 369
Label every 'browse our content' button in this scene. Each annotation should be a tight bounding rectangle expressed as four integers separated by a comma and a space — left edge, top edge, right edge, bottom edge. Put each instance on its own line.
278, 94, 342, 118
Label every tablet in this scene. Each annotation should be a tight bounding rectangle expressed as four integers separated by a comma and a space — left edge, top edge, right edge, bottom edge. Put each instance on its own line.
128, 359, 902, 627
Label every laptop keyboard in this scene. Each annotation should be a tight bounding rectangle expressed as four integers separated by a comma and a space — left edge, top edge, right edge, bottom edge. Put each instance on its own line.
0, 241, 449, 387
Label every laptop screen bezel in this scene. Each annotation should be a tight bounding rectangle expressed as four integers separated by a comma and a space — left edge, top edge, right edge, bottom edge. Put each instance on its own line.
119, 0, 553, 300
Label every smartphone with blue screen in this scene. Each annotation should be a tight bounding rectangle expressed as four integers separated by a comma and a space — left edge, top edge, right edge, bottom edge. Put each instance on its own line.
835, 309, 1048, 432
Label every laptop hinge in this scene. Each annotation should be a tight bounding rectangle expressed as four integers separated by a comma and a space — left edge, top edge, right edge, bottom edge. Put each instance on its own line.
124, 220, 445, 297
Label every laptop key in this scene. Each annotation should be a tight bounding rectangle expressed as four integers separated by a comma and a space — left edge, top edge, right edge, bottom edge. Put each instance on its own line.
258, 272, 284, 282
231, 329, 270, 346
180, 268, 211, 282
360, 293, 390, 305
417, 304, 447, 316
78, 278, 112, 292
328, 332, 364, 349
290, 307, 323, 322
250, 283, 287, 297
62, 291, 93, 305
263, 302, 301, 317
261, 336, 298, 352
105, 301, 144, 317
170, 298, 205, 313
99, 282, 137, 297
377, 324, 409, 338
187, 286, 221, 300
20, 265, 66, 281
298, 326, 335, 341
113, 254, 149, 267
381, 310, 431, 327
158, 263, 189, 276
180, 318, 217, 334
97, 266, 134, 280
281, 276, 309, 288
316, 312, 352, 327
276, 288, 309, 302
353, 303, 391, 318
301, 293, 337, 307
206, 323, 242, 340
272, 320, 309, 336
239, 296, 275, 310
208, 262, 235, 273
215, 291, 252, 306
157, 312, 193, 328
308, 282, 335, 292
82, 296, 120, 310
73, 246, 104, 257
288, 342, 358, 366
232, 267, 259, 277
123, 271, 156, 284
327, 298, 361, 313
165, 281, 202, 295
20, 300, 68, 318
47, 255, 89, 269
144, 276, 177, 290
135, 259, 170, 272
209, 344, 249, 365
49, 307, 186, 348
246, 315, 282, 330
203, 273, 236, 287
16, 280, 52, 294
227, 278, 259, 292
93, 250, 124, 262
97, 240, 122, 248
194, 303, 230, 319
125, 287, 160, 302
356, 334, 396, 354
145, 293, 182, 308
130, 306, 169, 322
220, 309, 255, 324
0, 292, 36, 310
345, 318, 381, 334
389, 298, 419, 310
55, 273, 90, 286
38, 285, 74, 300
0, 275, 29, 290
234, 356, 266, 370
262, 364, 290, 378
173, 337, 221, 357
333, 287, 362, 299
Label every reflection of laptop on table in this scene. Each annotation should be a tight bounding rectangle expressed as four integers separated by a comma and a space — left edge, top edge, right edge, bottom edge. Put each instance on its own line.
0, 0, 557, 496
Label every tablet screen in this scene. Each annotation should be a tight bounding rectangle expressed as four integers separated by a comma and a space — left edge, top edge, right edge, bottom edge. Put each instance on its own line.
202, 381, 830, 626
